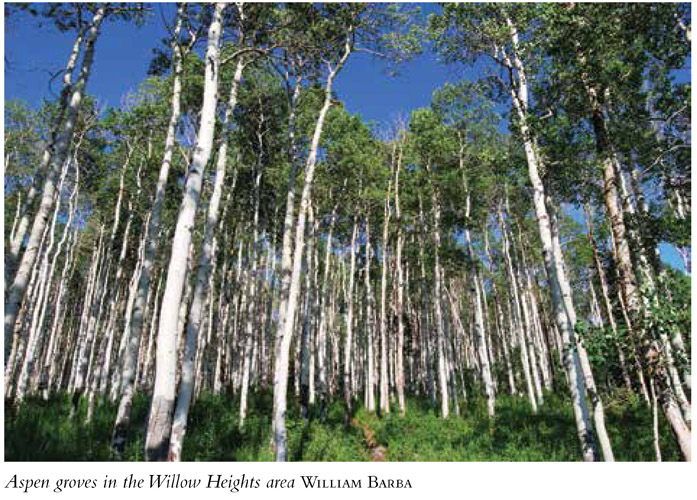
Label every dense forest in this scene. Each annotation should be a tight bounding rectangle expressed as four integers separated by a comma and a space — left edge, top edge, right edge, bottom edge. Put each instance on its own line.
3, 2, 691, 462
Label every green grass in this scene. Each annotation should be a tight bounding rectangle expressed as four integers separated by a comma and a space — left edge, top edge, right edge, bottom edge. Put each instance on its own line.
4, 390, 680, 461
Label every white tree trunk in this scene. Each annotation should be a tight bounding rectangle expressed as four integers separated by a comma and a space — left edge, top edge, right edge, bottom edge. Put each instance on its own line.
5, 6, 106, 364
168, 55, 245, 462
550, 202, 615, 461
343, 218, 359, 419
112, 4, 187, 457
499, 210, 537, 412
14, 158, 70, 403
144, 3, 226, 461
429, 186, 449, 419
272, 37, 351, 461
7, 22, 85, 286
379, 181, 392, 415
502, 17, 597, 460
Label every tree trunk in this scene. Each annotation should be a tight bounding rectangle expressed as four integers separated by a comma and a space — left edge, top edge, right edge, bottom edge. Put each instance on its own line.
168, 55, 245, 462
462, 187, 495, 417
144, 3, 226, 461
5, 6, 106, 364
272, 35, 351, 461
392, 139, 407, 416
317, 204, 338, 420
549, 203, 615, 461
583, 204, 633, 391
428, 182, 449, 419
14, 156, 72, 404
364, 217, 376, 413
579, 49, 691, 459
343, 218, 359, 422
111, 3, 187, 458
499, 209, 537, 412
379, 180, 392, 415
7, 21, 85, 288
502, 17, 597, 460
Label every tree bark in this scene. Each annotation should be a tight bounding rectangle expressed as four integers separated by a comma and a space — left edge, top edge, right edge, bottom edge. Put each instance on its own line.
144, 3, 226, 461
343, 218, 359, 422
112, 3, 187, 458
5, 6, 106, 364
502, 17, 597, 460
168, 55, 245, 462
272, 34, 351, 461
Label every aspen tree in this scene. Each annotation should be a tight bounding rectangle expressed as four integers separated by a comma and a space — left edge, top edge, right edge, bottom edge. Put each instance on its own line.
112, 3, 190, 456
5, 5, 106, 364
272, 16, 353, 461
169, 53, 246, 462
144, 3, 226, 461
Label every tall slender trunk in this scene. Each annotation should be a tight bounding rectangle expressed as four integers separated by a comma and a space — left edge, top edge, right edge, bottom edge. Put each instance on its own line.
363, 217, 376, 413
502, 17, 597, 460
317, 204, 338, 419
417, 198, 436, 408
392, 139, 406, 415
484, 226, 517, 396
14, 155, 72, 403
272, 34, 352, 461
516, 255, 543, 404
428, 179, 449, 419
71, 226, 107, 415
240, 151, 264, 426
168, 55, 245, 462
579, 46, 691, 460
7, 21, 85, 286
274, 75, 303, 363
462, 184, 495, 418
144, 3, 226, 461
499, 209, 537, 412
112, 4, 187, 457
379, 181, 392, 415
343, 218, 359, 421
549, 204, 614, 461
299, 207, 316, 419
583, 204, 633, 391
87, 152, 140, 415
41, 218, 79, 399
5, 6, 106, 364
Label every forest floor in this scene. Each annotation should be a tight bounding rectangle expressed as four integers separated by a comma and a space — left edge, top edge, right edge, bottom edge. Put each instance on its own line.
5, 390, 679, 461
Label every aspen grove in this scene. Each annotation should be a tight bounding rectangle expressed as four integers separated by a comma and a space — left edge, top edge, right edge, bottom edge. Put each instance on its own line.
3, 3, 692, 462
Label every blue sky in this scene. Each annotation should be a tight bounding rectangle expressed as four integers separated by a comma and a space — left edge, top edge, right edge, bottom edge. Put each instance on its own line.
3, 3, 687, 272
4, 3, 457, 124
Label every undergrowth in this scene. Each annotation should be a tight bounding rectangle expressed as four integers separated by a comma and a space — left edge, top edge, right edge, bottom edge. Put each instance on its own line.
4, 390, 680, 461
